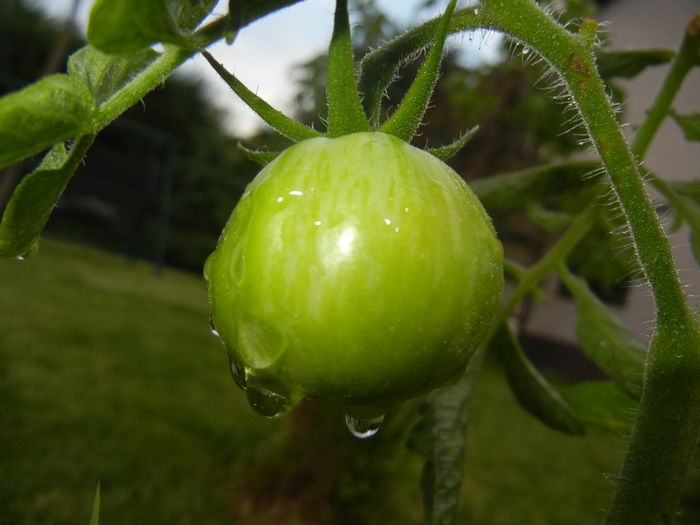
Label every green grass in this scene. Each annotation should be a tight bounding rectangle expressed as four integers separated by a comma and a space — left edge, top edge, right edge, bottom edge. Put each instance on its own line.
0, 239, 626, 524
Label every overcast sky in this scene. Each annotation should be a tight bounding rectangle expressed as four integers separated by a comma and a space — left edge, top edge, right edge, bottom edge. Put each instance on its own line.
35, 0, 502, 136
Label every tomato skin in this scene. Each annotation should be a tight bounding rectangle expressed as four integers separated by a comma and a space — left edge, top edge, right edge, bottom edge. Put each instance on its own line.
206, 132, 503, 418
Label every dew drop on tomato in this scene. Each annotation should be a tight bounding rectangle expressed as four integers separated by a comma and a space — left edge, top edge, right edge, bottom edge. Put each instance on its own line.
345, 414, 384, 439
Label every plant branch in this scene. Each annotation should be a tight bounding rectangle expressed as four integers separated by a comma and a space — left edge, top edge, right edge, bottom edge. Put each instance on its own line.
632, 14, 700, 159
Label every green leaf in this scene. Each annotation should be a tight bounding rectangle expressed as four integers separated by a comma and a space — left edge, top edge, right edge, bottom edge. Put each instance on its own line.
558, 381, 637, 434
227, 0, 304, 31
406, 355, 477, 525
87, 0, 182, 55
169, 0, 217, 32
490, 321, 584, 435
379, 0, 457, 141
470, 161, 601, 210
325, 0, 370, 137
559, 267, 645, 399
201, 50, 322, 142
427, 125, 478, 161
0, 75, 95, 169
670, 179, 700, 204
68, 46, 160, 106
89, 481, 101, 525
0, 135, 96, 258
596, 49, 675, 79
238, 143, 280, 166
525, 202, 574, 231
671, 111, 700, 142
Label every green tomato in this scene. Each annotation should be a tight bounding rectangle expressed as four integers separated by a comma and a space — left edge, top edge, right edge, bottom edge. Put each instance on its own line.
205, 132, 503, 422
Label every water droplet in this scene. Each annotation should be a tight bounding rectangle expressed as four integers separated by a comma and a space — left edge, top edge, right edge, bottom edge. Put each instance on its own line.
384, 218, 392, 225
229, 357, 248, 390
208, 314, 219, 337
522, 47, 530, 55
15, 239, 40, 260
246, 385, 291, 417
345, 414, 384, 439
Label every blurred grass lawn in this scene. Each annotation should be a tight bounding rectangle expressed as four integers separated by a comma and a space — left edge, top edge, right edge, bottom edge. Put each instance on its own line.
0, 239, 626, 524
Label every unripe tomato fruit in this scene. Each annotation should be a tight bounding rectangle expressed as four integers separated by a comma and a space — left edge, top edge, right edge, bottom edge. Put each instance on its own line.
205, 132, 503, 420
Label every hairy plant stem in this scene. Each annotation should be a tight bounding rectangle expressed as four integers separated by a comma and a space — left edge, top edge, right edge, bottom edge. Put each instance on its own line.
476, 2, 700, 523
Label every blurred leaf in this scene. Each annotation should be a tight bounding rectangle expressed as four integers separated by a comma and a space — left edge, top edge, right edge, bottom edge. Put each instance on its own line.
89, 481, 101, 525
653, 176, 700, 264
406, 357, 476, 524
68, 46, 160, 106
560, 268, 645, 399
596, 49, 675, 79
670, 179, 700, 204
228, 0, 304, 31
525, 202, 573, 231
87, 0, 182, 55
0, 75, 95, 169
558, 381, 637, 434
672, 111, 700, 142
490, 322, 584, 434
0, 135, 95, 258
471, 161, 601, 210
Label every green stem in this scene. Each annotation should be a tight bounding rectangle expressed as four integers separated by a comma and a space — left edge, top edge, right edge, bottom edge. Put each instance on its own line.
499, 202, 597, 322
326, 0, 370, 136
632, 14, 700, 158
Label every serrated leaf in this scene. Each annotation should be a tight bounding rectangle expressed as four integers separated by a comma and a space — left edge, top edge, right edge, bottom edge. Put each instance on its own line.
471, 161, 601, 210
87, 0, 182, 55
0, 135, 95, 258
671, 111, 700, 142
491, 322, 584, 435
68, 46, 160, 106
89, 481, 101, 525
596, 49, 675, 79
0, 75, 95, 169
561, 269, 645, 399
558, 381, 637, 434
406, 355, 476, 525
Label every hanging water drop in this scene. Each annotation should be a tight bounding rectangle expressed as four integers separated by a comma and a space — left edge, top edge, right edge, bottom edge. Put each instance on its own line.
229, 357, 248, 390
15, 239, 40, 260
208, 314, 219, 337
246, 384, 291, 417
345, 414, 384, 439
